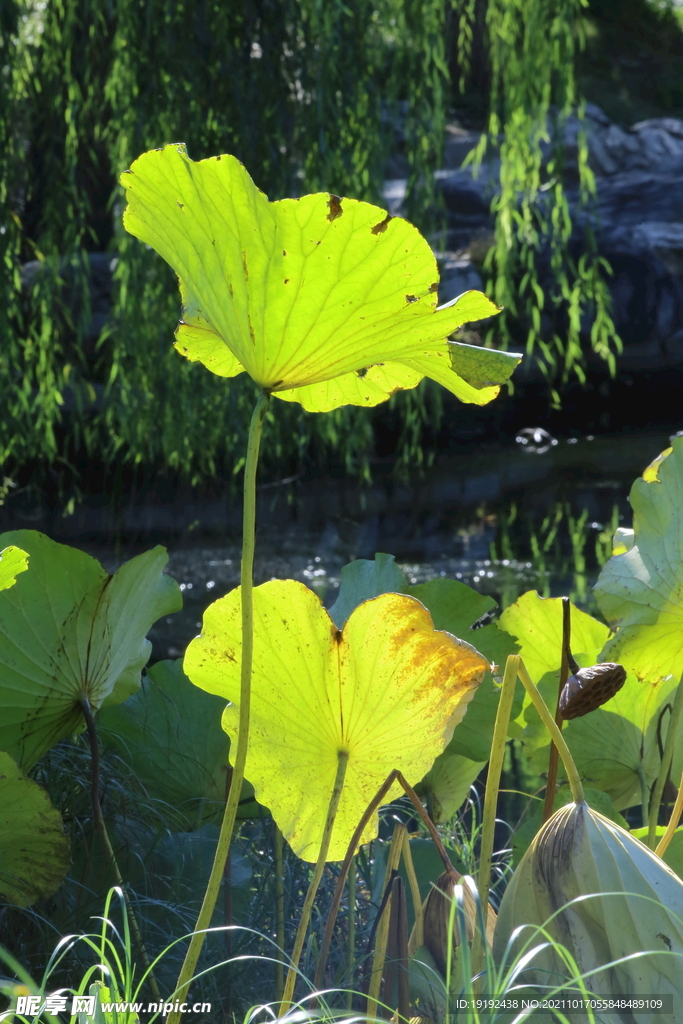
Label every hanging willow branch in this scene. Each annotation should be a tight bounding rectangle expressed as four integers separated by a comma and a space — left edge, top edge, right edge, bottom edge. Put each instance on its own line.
457, 0, 621, 402
0, 0, 452, 499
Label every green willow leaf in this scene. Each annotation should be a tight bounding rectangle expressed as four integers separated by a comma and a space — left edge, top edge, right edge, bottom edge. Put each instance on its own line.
0, 546, 28, 592
0, 531, 182, 770
184, 580, 489, 861
0, 751, 70, 907
121, 144, 520, 410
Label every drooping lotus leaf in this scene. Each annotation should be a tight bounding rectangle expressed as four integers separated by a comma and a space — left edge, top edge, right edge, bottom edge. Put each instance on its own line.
596, 437, 683, 686
0, 750, 70, 906
414, 752, 487, 823
408, 580, 520, 762
0, 531, 182, 770
499, 591, 673, 809
98, 659, 258, 821
184, 579, 489, 861
120, 144, 521, 411
0, 546, 28, 592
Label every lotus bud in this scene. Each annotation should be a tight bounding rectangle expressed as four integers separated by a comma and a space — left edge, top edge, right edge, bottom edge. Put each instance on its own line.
408, 871, 496, 976
493, 801, 683, 1018
558, 662, 626, 720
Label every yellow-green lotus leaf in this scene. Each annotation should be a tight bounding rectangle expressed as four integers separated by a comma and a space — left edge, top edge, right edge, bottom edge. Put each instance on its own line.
499, 591, 675, 809
0, 546, 28, 592
184, 580, 489, 861
121, 144, 520, 410
0, 751, 70, 906
596, 437, 683, 685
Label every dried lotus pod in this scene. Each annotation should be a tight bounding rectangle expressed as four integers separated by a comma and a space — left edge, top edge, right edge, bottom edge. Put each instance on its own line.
558, 662, 626, 720
408, 871, 496, 976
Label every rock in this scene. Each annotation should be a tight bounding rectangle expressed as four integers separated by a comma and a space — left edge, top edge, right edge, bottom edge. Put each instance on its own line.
413, 106, 683, 369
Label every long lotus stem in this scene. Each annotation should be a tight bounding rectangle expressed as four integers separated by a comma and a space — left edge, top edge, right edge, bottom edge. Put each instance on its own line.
543, 598, 572, 824
648, 674, 683, 848
274, 824, 285, 1000
280, 750, 349, 1013
314, 770, 402, 992
169, 391, 270, 1023
656, 766, 683, 859
366, 823, 406, 1020
471, 654, 519, 979
314, 768, 459, 995
346, 854, 356, 1010
401, 829, 423, 951
517, 659, 584, 805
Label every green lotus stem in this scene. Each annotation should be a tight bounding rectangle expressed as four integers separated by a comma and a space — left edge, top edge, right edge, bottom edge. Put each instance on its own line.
274, 824, 285, 1001
346, 854, 356, 1010
471, 654, 519, 979
367, 823, 406, 1020
169, 391, 270, 1023
517, 659, 584, 805
280, 750, 349, 1013
648, 674, 683, 848
401, 829, 423, 951
542, 597, 572, 824
656, 766, 683, 859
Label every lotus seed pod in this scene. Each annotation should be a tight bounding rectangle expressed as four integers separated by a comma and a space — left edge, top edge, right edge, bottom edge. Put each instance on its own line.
493, 802, 683, 1022
408, 871, 496, 976
558, 662, 626, 720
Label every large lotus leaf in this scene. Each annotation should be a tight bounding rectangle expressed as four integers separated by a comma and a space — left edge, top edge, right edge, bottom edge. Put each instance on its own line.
328, 553, 408, 628
499, 590, 674, 809
121, 144, 520, 409
98, 659, 258, 822
184, 580, 488, 861
0, 531, 181, 770
408, 580, 520, 762
0, 546, 28, 592
0, 751, 70, 906
596, 437, 683, 686
414, 752, 486, 823
529, 672, 678, 809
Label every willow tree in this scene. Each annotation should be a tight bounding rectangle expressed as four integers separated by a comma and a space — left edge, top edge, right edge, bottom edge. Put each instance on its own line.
0, 0, 618, 493
456, 0, 619, 403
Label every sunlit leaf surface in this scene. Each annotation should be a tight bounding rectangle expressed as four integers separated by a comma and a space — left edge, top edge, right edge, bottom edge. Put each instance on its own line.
596, 437, 683, 685
121, 144, 519, 409
0, 751, 70, 906
0, 546, 28, 593
500, 591, 672, 809
184, 580, 488, 861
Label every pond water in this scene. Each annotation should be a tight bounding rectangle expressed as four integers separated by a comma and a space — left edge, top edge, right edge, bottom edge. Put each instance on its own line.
65, 427, 675, 663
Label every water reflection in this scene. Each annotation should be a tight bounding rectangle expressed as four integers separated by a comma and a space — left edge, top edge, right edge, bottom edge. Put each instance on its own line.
62, 429, 675, 663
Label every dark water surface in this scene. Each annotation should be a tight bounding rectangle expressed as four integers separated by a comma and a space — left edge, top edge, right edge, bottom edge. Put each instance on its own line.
31, 427, 673, 662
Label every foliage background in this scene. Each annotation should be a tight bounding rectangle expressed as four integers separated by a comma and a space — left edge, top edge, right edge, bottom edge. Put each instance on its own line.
1, 0, 682, 500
